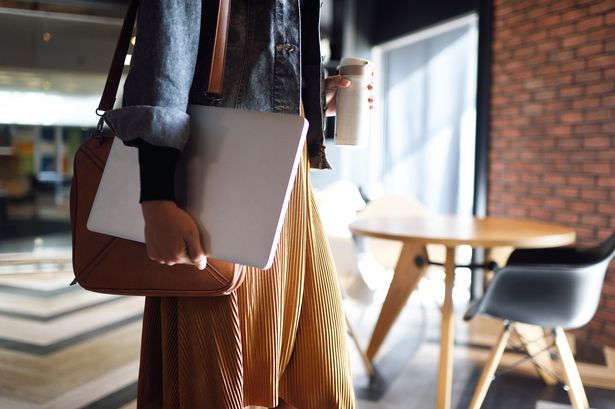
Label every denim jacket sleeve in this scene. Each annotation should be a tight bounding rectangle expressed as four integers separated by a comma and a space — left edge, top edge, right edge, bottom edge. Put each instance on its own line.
103, 0, 201, 152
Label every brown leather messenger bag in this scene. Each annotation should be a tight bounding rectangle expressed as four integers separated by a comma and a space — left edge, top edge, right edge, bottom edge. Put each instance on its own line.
69, 0, 246, 297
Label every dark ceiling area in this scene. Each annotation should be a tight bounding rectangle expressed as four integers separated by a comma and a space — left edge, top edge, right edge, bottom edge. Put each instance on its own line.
364, 0, 480, 45
0, 0, 127, 17
1, 0, 483, 49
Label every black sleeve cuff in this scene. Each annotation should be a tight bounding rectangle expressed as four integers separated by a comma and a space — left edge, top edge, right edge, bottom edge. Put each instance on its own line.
125, 138, 180, 203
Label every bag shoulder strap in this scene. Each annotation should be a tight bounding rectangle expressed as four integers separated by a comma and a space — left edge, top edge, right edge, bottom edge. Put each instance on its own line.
98, 0, 230, 112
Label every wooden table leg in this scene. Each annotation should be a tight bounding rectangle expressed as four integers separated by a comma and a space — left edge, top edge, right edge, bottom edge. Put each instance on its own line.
436, 247, 456, 409
484, 246, 514, 289
514, 323, 558, 385
366, 242, 428, 361
483, 248, 496, 290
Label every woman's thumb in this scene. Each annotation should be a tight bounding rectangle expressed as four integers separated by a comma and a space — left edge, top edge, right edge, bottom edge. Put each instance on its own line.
186, 231, 207, 270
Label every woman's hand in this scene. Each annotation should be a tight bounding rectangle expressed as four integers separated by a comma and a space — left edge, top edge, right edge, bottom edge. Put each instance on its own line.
324, 70, 376, 117
140, 201, 208, 270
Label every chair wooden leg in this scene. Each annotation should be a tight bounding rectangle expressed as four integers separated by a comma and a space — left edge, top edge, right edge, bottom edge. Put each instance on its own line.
468, 323, 512, 409
554, 328, 589, 409
514, 323, 558, 385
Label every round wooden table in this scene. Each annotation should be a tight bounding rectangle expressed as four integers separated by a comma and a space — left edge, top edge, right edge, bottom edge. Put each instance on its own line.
349, 215, 576, 409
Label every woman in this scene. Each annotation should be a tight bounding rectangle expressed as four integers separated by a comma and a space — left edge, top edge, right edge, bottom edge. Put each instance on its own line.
104, 1, 374, 408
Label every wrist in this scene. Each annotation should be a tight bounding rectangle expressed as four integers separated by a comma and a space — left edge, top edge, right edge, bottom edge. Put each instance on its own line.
140, 200, 176, 207
140, 200, 178, 221
134, 140, 180, 203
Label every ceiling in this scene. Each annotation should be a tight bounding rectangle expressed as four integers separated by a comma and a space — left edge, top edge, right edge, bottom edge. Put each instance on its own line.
0, 0, 126, 114
0, 1, 126, 125
0, 0, 127, 18
0, 0, 338, 97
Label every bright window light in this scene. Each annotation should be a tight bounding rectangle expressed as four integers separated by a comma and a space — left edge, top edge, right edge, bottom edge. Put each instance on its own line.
0, 90, 100, 127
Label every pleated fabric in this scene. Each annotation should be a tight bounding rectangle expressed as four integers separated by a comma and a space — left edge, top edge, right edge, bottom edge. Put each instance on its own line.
136, 102, 356, 409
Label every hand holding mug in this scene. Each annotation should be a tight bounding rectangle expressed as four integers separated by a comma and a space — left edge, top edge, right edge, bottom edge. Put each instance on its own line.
332, 57, 375, 146
325, 70, 375, 117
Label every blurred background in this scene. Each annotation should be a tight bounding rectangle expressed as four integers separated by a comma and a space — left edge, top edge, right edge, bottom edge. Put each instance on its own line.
0, 1, 614, 408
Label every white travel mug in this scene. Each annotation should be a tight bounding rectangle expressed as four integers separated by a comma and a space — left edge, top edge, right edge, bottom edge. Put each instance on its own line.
334, 57, 374, 147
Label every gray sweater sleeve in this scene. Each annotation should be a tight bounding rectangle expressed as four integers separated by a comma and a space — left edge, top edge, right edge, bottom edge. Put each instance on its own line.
102, 0, 201, 201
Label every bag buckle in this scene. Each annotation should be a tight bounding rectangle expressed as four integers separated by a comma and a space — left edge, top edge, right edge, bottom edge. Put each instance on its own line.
93, 115, 105, 146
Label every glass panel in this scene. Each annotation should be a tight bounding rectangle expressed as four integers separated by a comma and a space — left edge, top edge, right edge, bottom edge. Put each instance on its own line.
381, 17, 478, 215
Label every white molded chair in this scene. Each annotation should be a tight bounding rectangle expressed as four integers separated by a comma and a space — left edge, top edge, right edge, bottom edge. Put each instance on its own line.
354, 194, 434, 268
312, 181, 374, 374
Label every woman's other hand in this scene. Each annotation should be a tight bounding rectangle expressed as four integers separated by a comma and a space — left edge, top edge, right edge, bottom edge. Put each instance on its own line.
325, 75, 350, 117
324, 70, 375, 117
140, 201, 208, 270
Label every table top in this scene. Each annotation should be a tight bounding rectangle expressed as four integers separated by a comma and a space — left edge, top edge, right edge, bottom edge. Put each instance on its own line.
349, 214, 576, 248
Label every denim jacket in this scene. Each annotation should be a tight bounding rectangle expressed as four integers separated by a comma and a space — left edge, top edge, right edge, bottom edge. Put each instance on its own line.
104, 0, 332, 174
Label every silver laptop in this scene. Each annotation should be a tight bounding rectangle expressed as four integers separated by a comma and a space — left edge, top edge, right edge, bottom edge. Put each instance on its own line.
87, 104, 308, 269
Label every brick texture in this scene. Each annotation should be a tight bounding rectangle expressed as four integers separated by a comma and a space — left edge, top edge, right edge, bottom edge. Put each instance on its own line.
489, 0, 615, 347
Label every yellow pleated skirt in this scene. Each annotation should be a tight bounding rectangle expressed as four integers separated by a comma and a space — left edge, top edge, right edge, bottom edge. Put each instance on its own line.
136, 102, 356, 409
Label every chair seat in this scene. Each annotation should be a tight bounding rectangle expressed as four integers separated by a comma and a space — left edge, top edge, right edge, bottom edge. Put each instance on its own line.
463, 290, 586, 329
465, 262, 611, 329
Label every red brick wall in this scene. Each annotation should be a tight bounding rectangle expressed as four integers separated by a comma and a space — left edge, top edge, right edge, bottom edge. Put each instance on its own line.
489, 0, 615, 347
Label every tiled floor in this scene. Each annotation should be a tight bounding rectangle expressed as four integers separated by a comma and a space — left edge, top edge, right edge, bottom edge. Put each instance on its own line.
0, 251, 614, 408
